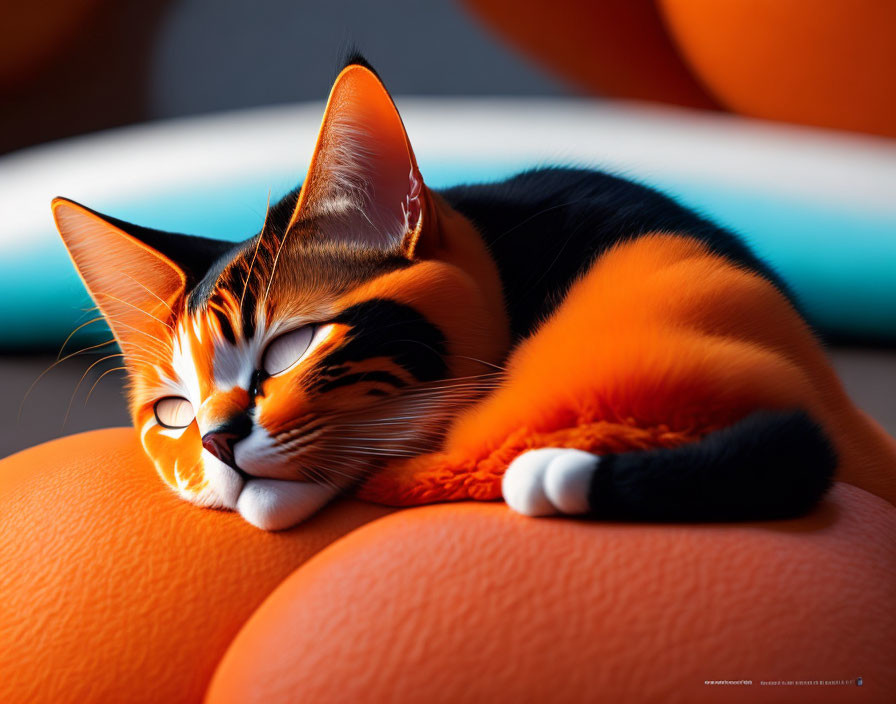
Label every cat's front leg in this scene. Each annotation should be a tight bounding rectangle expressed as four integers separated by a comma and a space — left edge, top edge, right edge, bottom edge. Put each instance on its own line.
236, 480, 339, 531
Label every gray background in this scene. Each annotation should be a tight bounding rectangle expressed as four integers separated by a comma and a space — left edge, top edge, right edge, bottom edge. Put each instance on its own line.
1, 0, 565, 156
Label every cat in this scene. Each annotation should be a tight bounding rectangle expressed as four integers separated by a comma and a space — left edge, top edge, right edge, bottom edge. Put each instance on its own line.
52, 56, 896, 530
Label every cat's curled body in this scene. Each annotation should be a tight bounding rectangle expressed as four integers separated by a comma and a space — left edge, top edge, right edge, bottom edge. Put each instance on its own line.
53, 60, 896, 529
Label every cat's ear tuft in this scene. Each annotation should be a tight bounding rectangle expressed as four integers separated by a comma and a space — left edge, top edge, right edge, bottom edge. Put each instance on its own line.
292, 64, 431, 258
336, 46, 379, 78
52, 198, 186, 360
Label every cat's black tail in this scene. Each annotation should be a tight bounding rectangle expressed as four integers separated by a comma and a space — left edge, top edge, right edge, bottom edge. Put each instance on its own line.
588, 410, 837, 521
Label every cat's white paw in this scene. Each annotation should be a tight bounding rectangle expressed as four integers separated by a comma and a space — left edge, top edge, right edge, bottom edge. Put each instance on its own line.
236, 479, 337, 531
502, 448, 599, 516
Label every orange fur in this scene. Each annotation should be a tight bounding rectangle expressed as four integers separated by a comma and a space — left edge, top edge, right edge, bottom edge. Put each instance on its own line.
359, 233, 896, 506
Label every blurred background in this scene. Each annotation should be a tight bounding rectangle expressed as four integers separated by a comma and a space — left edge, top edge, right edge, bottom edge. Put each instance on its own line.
1, 0, 894, 457
0, 0, 565, 155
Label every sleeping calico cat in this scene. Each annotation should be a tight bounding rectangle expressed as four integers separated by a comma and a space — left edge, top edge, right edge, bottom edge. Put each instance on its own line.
53, 58, 895, 530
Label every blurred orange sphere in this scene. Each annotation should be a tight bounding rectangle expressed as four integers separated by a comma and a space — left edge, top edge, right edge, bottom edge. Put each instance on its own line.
465, 0, 896, 137
463, 0, 718, 109
660, 0, 896, 137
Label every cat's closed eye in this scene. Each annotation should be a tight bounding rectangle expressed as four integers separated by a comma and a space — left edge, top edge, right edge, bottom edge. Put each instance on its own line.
262, 326, 316, 377
154, 396, 195, 429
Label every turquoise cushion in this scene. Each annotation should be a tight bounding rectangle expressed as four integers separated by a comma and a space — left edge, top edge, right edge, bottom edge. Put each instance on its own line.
2, 103, 894, 349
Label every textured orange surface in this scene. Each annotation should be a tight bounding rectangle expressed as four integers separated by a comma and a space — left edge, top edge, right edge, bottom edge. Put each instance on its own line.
659, 0, 896, 138
463, 0, 717, 109
0, 429, 393, 704
208, 487, 896, 703
3, 434, 895, 703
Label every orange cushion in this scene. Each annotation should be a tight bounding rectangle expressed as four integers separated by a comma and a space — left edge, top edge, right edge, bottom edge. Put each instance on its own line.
3, 430, 894, 703
464, 0, 896, 138
462, 0, 717, 109
208, 487, 896, 703
659, 0, 896, 138
0, 429, 393, 704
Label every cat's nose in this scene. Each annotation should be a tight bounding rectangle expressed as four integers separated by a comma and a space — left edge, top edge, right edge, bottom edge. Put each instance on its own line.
202, 416, 251, 468
201, 432, 239, 466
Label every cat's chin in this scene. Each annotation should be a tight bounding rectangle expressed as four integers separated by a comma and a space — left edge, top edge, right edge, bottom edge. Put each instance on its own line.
236, 479, 338, 531
202, 453, 246, 509
200, 451, 337, 530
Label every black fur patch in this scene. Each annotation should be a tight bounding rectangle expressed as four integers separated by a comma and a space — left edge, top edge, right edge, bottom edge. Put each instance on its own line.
186, 240, 252, 313
439, 168, 802, 340
586, 410, 836, 521
321, 299, 448, 383
336, 45, 379, 78
317, 364, 351, 378
315, 370, 408, 394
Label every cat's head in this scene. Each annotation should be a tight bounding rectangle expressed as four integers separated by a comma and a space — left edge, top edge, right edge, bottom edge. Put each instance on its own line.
52, 62, 509, 529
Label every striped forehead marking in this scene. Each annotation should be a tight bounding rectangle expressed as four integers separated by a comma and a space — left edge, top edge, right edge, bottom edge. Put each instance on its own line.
210, 323, 263, 391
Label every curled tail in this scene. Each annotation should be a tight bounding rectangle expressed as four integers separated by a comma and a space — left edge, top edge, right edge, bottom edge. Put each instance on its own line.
502, 410, 837, 521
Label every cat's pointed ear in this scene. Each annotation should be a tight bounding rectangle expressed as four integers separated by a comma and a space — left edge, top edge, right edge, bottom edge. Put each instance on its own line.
52, 198, 187, 358
293, 63, 430, 257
